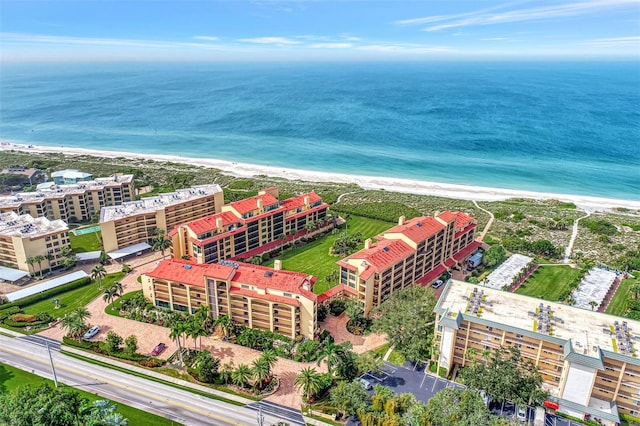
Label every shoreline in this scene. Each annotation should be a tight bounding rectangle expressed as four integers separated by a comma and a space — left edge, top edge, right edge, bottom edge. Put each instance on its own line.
2, 142, 640, 212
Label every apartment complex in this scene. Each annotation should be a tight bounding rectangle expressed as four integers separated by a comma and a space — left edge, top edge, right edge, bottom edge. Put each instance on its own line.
100, 184, 224, 253
435, 279, 640, 425
337, 211, 479, 314
0, 174, 134, 222
0, 212, 70, 273
142, 258, 318, 339
170, 187, 330, 264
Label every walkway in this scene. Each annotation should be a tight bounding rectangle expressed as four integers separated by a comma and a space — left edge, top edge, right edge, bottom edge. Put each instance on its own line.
473, 200, 494, 242
564, 210, 591, 263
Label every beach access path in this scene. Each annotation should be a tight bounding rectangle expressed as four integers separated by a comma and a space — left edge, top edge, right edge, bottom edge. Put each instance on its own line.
473, 200, 494, 242
563, 210, 591, 263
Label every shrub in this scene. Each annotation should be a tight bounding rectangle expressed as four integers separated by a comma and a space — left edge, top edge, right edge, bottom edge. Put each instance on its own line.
0, 306, 21, 320
138, 358, 165, 368
105, 331, 123, 353
317, 304, 328, 322
329, 299, 347, 316
583, 219, 618, 236
10, 314, 37, 323
330, 202, 420, 223
63, 336, 96, 349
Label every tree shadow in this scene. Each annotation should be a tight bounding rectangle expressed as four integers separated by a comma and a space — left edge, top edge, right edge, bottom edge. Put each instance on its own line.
209, 346, 234, 360
0, 363, 15, 394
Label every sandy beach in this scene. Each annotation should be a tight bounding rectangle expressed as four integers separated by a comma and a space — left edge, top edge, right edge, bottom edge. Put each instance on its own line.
2, 142, 639, 212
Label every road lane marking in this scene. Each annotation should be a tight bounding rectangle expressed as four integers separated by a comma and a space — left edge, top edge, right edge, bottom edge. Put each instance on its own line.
0, 346, 244, 426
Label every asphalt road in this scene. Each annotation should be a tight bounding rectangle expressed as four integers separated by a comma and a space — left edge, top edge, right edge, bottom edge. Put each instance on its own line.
0, 334, 287, 426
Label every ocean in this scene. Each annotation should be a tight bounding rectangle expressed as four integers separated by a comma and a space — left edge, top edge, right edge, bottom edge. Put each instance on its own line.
1, 62, 639, 200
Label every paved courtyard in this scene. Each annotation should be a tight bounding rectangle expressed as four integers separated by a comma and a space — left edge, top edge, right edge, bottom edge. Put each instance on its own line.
321, 312, 387, 354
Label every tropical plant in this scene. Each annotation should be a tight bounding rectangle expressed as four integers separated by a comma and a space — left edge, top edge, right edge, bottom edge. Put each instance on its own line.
124, 335, 137, 355
231, 363, 251, 388
219, 361, 235, 384
152, 229, 172, 258
44, 253, 54, 273
105, 331, 123, 353
295, 367, 323, 409
33, 254, 45, 277
103, 286, 118, 308
316, 340, 352, 376
251, 357, 272, 390
26, 256, 36, 276
60, 314, 86, 339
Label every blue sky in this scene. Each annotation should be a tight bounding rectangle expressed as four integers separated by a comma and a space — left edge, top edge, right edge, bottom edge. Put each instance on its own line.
1, 0, 639, 61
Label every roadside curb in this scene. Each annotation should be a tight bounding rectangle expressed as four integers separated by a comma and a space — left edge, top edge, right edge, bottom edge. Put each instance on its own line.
61, 345, 254, 405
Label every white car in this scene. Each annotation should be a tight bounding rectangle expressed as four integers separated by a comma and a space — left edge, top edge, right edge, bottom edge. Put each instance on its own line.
84, 325, 100, 339
517, 406, 527, 423
432, 280, 444, 289
359, 377, 373, 390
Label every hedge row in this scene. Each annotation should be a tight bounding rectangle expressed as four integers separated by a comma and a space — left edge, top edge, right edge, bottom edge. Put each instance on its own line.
0, 277, 92, 311
0, 306, 20, 320
4, 319, 50, 328
62, 336, 165, 367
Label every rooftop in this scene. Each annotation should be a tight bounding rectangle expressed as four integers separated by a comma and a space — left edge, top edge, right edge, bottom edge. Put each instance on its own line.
1, 167, 42, 177
383, 216, 445, 244
145, 258, 317, 300
51, 169, 92, 180
438, 211, 474, 229
99, 184, 222, 222
0, 174, 134, 208
338, 238, 415, 279
280, 192, 322, 210
227, 193, 279, 216
437, 279, 640, 359
0, 212, 68, 237
184, 211, 243, 236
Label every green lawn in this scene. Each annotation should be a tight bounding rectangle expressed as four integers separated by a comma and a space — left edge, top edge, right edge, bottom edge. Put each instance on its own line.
0, 363, 181, 425
265, 216, 393, 294
515, 265, 583, 301
23, 272, 125, 319
105, 289, 142, 317
69, 229, 102, 253
606, 273, 640, 317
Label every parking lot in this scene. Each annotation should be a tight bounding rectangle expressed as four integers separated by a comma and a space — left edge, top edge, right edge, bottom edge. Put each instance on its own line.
544, 413, 584, 426
358, 361, 534, 424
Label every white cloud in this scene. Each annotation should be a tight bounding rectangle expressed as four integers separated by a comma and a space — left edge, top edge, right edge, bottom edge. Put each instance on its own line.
1, 32, 232, 50
480, 37, 512, 41
310, 43, 353, 49
580, 36, 640, 46
193, 36, 219, 41
394, 0, 638, 32
357, 43, 454, 53
237, 37, 301, 45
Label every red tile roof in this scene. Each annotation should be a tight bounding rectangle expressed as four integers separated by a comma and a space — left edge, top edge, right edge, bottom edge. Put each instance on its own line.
281, 192, 322, 210
340, 238, 415, 276
184, 211, 240, 236
145, 258, 317, 300
416, 265, 446, 286
229, 286, 301, 306
145, 258, 233, 288
452, 240, 482, 261
317, 284, 358, 304
453, 212, 474, 229
384, 216, 445, 244
437, 211, 457, 223
231, 264, 317, 301
228, 193, 279, 215
285, 204, 327, 221
455, 223, 476, 238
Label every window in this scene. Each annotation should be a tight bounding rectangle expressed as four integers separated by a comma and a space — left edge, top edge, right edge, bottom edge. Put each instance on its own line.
487, 326, 493, 331
516, 334, 523, 339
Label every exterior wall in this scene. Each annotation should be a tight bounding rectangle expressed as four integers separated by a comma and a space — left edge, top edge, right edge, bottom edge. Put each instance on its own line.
101, 190, 223, 252
0, 230, 69, 273
561, 363, 597, 405
439, 326, 456, 370
0, 179, 134, 222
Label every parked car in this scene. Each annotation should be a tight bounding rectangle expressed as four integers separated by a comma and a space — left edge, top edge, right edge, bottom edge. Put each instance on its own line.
358, 377, 373, 391
151, 343, 166, 356
84, 325, 100, 340
517, 406, 527, 423
432, 280, 444, 289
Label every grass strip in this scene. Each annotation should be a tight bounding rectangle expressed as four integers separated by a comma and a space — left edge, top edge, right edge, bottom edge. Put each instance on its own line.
61, 350, 246, 406
0, 362, 181, 426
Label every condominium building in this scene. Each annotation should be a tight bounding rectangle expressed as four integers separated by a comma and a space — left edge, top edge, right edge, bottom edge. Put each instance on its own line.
51, 169, 93, 185
434, 279, 640, 425
170, 187, 330, 264
0, 174, 135, 222
337, 211, 479, 314
0, 212, 70, 273
142, 258, 318, 339
100, 184, 224, 253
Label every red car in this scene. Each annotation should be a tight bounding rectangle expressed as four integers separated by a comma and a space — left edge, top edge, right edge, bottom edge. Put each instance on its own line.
151, 343, 166, 356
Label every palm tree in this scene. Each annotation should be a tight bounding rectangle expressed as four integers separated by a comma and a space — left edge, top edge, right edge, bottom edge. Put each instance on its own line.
231, 364, 251, 389
73, 306, 90, 323
169, 323, 185, 365
60, 314, 85, 339
295, 367, 322, 409
216, 315, 235, 339
261, 349, 278, 371
464, 347, 477, 366
251, 357, 271, 390
219, 361, 234, 384
26, 257, 36, 276
589, 300, 599, 311
103, 286, 117, 308
152, 229, 172, 258
52, 298, 60, 310
44, 252, 54, 274
317, 340, 352, 376
111, 281, 124, 305
33, 255, 45, 277
91, 265, 107, 290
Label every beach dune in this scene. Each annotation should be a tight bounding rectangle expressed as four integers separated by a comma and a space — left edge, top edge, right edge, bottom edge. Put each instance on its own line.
2, 142, 639, 212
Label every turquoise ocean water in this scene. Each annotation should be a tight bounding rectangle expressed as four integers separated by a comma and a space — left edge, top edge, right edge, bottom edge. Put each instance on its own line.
1, 62, 638, 200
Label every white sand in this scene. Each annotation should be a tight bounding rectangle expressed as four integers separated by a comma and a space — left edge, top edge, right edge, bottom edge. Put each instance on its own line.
3, 142, 639, 212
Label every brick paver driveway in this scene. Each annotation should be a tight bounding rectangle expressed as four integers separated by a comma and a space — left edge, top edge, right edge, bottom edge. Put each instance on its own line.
321, 313, 387, 354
